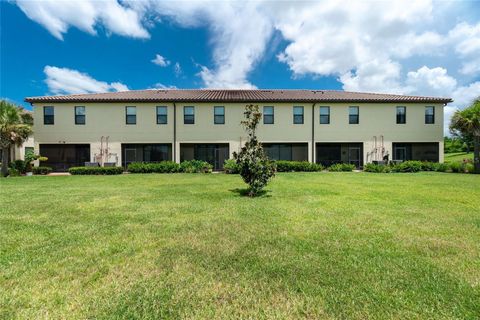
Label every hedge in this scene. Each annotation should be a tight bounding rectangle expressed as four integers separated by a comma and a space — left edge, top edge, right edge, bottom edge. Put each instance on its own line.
179, 160, 213, 173
275, 161, 324, 172
328, 163, 356, 172
128, 161, 180, 173
364, 161, 472, 174
69, 166, 124, 175
32, 166, 52, 175
223, 159, 240, 174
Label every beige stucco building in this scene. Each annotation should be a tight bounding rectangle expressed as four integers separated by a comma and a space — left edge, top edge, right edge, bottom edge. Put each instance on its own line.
25, 89, 451, 171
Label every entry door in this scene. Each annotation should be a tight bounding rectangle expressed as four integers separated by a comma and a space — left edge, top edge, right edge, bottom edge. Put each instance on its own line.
214, 148, 229, 171
394, 147, 406, 161
348, 147, 361, 168
124, 148, 137, 167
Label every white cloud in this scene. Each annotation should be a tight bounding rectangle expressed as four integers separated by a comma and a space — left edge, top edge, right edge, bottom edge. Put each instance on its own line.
405, 66, 457, 97
151, 83, 178, 89
44, 66, 128, 95
448, 22, 480, 75
174, 62, 182, 77
15, 0, 149, 40
151, 54, 170, 67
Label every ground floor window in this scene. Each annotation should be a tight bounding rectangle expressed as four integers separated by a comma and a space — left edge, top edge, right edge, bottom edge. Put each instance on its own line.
121, 144, 172, 167
316, 143, 363, 168
392, 143, 439, 162
262, 143, 308, 161
39, 144, 90, 172
180, 143, 229, 170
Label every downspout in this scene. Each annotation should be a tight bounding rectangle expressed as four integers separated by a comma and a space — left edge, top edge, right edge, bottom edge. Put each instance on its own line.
173, 102, 177, 162
311, 103, 316, 163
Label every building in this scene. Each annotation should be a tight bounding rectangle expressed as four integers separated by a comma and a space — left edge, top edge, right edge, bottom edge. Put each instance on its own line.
25, 89, 451, 171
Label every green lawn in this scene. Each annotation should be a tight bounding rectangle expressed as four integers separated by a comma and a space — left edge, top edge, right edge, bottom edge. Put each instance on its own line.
1, 173, 479, 319
445, 152, 474, 162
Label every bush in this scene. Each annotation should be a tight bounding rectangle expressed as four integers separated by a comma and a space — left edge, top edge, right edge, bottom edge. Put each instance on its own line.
448, 161, 465, 173
391, 160, 423, 173
275, 161, 324, 172
328, 163, 355, 172
128, 161, 180, 173
364, 163, 391, 173
69, 166, 124, 175
32, 166, 52, 175
432, 162, 449, 172
7, 167, 21, 177
465, 162, 475, 173
9, 160, 26, 174
179, 160, 212, 173
224, 159, 239, 174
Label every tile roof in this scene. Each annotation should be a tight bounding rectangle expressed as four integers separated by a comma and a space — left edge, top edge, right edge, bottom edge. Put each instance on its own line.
25, 89, 452, 104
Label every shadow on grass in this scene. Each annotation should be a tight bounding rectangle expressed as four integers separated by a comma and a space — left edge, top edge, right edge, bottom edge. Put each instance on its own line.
229, 188, 272, 198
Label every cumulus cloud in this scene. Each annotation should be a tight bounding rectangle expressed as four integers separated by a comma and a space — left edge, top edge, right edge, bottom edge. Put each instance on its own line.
44, 66, 129, 95
15, 0, 149, 40
151, 54, 170, 67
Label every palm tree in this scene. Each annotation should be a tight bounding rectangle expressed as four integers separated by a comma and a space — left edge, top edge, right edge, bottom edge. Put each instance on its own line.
0, 100, 33, 176
450, 98, 480, 174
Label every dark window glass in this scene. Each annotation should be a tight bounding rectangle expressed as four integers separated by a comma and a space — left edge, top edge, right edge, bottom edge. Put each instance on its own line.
214, 106, 225, 124
349, 106, 359, 124
184, 106, 195, 124
263, 106, 274, 124
320, 106, 330, 124
396, 106, 406, 124
75, 106, 85, 125
156, 106, 167, 124
43, 106, 54, 125
425, 106, 435, 124
293, 106, 304, 124
126, 106, 136, 125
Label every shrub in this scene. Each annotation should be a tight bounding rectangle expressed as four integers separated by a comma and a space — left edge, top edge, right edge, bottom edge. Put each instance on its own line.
69, 166, 124, 175
128, 161, 180, 173
364, 163, 389, 173
32, 166, 52, 175
275, 161, 324, 172
391, 160, 423, 173
179, 160, 212, 173
328, 163, 355, 172
7, 167, 21, 177
448, 161, 465, 173
9, 160, 26, 174
465, 162, 475, 173
420, 161, 436, 171
432, 162, 449, 172
224, 159, 239, 174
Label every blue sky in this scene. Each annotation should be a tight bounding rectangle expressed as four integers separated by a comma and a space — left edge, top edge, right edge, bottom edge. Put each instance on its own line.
1, 0, 479, 130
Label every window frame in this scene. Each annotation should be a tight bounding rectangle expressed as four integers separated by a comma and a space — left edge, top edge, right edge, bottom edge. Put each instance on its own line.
263, 106, 274, 124
184, 106, 195, 124
319, 106, 330, 124
349, 106, 359, 124
214, 106, 225, 125
125, 106, 136, 125
156, 106, 168, 125
293, 106, 304, 124
74, 106, 86, 125
43, 106, 54, 125
425, 106, 435, 124
396, 106, 406, 124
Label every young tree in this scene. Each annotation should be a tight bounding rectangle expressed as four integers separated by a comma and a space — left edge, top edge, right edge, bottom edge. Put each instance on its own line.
234, 104, 276, 196
0, 100, 33, 176
450, 98, 480, 173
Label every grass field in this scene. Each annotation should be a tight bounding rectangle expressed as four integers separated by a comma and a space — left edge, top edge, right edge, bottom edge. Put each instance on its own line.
1, 173, 479, 319
445, 152, 474, 162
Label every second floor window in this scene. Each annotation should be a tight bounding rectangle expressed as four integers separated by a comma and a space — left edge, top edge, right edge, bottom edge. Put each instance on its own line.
214, 106, 225, 124
43, 106, 54, 125
156, 106, 167, 124
425, 106, 435, 124
263, 106, 274, 124
126, 106, 136, 125
396, 106, 406, 124
320, 106, 330, 124
293, 106, 304, 124
349, 106, 359, 124
75, 106, 85, 125
184, 106, 195, 124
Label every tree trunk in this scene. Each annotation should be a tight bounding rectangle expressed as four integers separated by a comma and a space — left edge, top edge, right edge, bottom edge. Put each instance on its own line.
474, 135, 480, 174
1, 147, 9, 177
